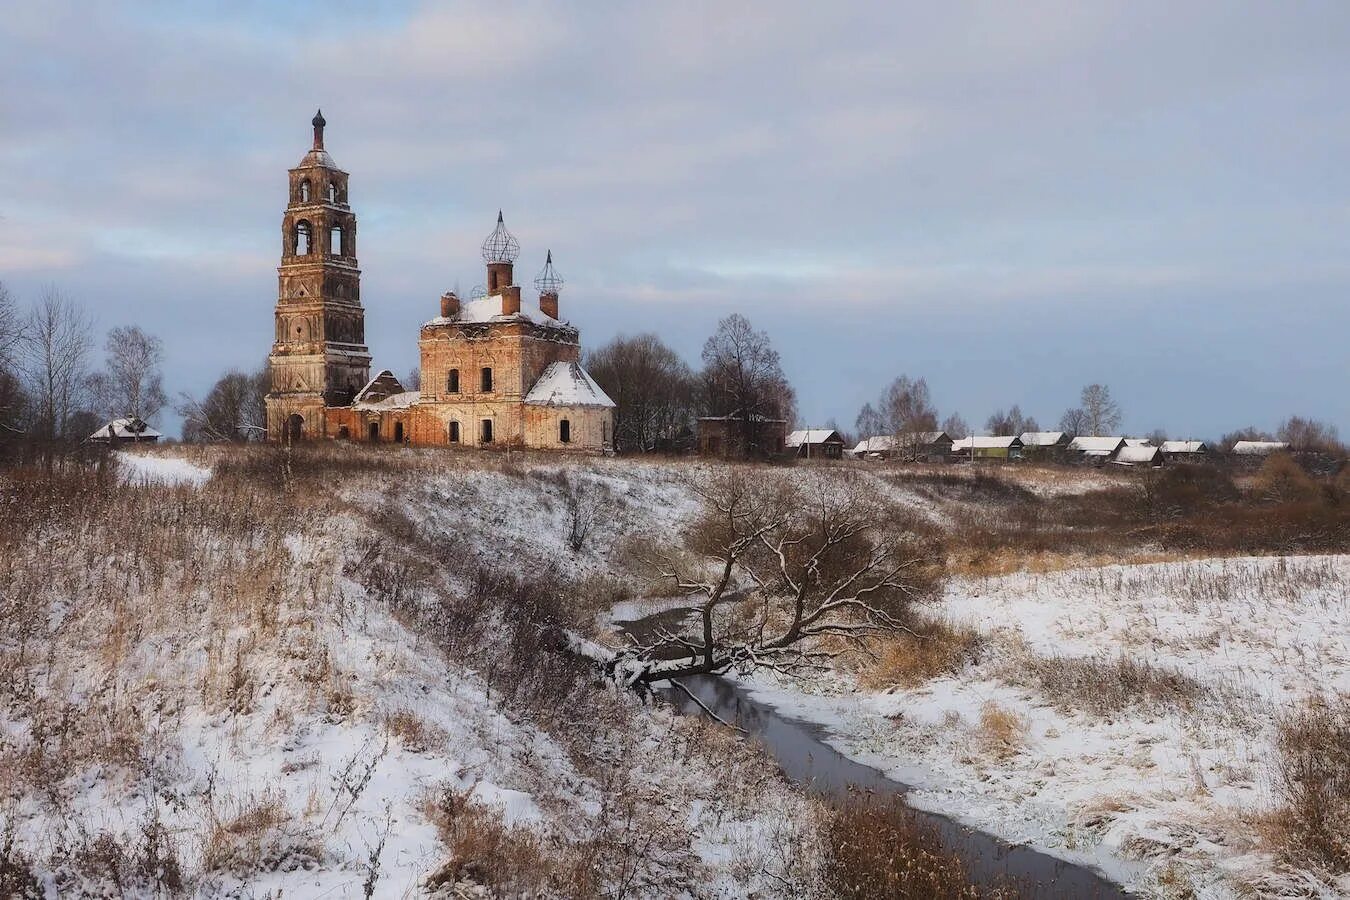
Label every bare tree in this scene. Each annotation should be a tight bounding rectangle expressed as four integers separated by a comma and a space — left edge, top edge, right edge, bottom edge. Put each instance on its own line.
855, 402, 884, 440
98, 325, 167, 421
178, 363, 269, 442
588, 332, 697, 452
0, 281, 22, 369
940, 412, 968, 440
985, 404, 1039, 436
1219, 425, 1271, 451
1079, 383, 1122, 436
610, 469, 941, 691
1277, 416, 1342, 453
700, 314, 795, 458
405, 366, 421, 391
21, 289, 94, 441
1058, 406, 1089, 437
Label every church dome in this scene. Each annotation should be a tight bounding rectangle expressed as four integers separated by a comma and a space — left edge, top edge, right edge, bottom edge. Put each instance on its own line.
534, 250, 563, 294
481, 211, 520, 263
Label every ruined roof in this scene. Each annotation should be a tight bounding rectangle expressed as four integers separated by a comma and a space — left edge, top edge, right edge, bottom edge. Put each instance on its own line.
423, 295, 571, 329
296, 148, 340, 169
523, 361, 615, 408
354, 390, 420, 411
351, 370, 408, 408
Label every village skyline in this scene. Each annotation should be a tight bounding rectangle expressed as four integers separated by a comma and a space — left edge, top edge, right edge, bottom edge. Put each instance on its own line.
2, 2, 1349, 440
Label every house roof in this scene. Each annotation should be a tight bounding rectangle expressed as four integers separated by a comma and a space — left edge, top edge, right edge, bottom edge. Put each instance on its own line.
523, 361, 615, 408
90, 417, 161, 441
851, 435, 895, 454
1113, 445, 1161, 465
952, 435, 1023, 450
786, 429, 843, 447
1160, 440, 1208, 453
1020, 431, 1066, 446
1124, 438, 1154, 448
423, 294, 571, 329
698, 412, 787, 423
1067, 436, 1126, 453
1232, 440, 1289, 455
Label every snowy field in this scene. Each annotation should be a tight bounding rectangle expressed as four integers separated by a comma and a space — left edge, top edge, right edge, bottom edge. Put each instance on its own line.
733, 554, 1350, 898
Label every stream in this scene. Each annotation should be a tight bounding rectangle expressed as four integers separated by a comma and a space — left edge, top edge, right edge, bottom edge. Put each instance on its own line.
618, 607, 1131, 899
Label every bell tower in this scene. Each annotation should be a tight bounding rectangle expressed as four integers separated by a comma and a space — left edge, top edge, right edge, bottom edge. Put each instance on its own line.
266, 110, 371, 442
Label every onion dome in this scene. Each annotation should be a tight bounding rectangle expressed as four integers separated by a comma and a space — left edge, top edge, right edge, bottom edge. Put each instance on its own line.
480, 211, 520, 263
533, 250, 563, 295
299, 108, 337, 168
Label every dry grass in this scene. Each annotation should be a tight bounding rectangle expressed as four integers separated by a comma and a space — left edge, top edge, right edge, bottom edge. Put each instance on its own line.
202, 792, 321, 876
1001, 652, 1207, 718
384, 708, 447, 753
861, 618, 984, 689
823, 797, 1022, 898
1266, 698, 1350, 876
977, 703, 1026, 758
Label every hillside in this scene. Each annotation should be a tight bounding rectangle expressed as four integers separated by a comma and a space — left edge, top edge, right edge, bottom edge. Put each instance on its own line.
1, 445, 1347, 898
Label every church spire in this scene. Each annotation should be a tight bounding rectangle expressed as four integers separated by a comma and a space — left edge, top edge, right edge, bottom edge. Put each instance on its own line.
312, 109, 326, 150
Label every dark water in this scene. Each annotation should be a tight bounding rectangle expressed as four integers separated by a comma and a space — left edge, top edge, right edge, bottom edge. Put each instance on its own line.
621, 609, 1131, 899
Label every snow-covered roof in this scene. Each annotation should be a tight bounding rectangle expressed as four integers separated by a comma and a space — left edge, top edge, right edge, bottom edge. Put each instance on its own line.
424, 295, 570, 329
851, 435, 895, 454
952, 435, 1023, 450
1020, 431, 1066, 446
1160, 440, 1208, 454
1124, 438, 1154, 448
785, 429, 842, 447
1113, 445, 1161, 465
1232, 440, 1288, 455
90, 417, 161, 441
351, 370, 407, 408
1067, 436, 1125, 453
354, 390, 420, 411
523, 361, 615, 408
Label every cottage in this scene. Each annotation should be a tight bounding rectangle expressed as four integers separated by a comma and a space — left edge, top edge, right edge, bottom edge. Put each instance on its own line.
1112, 445, 1163, 467
698, 413, 788, 459
90, 417, 161, 444
1232, 440, 1289, 456
850, 431, 952, 461
1020, 431, 1069, 456
952, 435, 1024, 460
1066, 436, 1126, 461
1160, 440, 1210, 461
785, 428, 845, 459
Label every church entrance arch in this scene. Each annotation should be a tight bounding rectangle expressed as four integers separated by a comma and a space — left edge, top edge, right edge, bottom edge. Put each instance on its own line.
285, 414, 304, 443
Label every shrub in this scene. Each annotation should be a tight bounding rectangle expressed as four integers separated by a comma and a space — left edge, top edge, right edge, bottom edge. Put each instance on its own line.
1006, 653, 1204, 717
977, 703, 1026, 758
1269, 699, 1350, 874
862, 619, 983, 689
823, 797, 1016, 898
1254, 453, 1320, 505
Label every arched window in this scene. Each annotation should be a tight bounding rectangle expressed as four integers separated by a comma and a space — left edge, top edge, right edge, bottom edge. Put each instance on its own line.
480, 367, 493, 392
286, 414, 304, 443
480, 419, 493, 444
327, 181, 338, 203
447, 368, 460, 393
559, 419, 571, 444
331, 226, 343, 256
300, 180, 311, 202
294, 221, 312, 255
448, 421, 460, 443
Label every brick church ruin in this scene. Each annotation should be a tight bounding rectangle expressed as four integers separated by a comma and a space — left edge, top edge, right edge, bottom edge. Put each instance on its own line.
265, 111, 615, 451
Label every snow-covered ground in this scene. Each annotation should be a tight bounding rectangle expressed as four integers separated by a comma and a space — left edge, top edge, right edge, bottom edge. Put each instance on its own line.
115, 449, 213, 485
731, 554, 1350, 898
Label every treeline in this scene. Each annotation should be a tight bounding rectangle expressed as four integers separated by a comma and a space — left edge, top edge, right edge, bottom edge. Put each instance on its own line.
0, 283, 167, 461
585, 313, 794, 454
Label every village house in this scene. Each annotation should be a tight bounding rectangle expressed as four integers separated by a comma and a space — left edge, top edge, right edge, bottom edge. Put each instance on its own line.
850, 435, 896, 459
264, 113, 614, 451
697, 413, 788, 459
850, 431, 952, 461
1113, 444, 1164, 467
1066, 435, 1127, 462
1019, 431, 1069, 457
1232, 440, 1289, 456
952, 435, 1024, 460
90, 416, 161, 445
785, 428, 845, 459
1160, 440, 1210, 461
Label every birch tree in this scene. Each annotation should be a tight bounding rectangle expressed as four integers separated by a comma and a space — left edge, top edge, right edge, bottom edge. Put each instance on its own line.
22, 290, 93, 441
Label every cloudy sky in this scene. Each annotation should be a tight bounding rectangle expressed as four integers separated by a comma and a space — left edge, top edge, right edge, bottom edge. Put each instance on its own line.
2, 1, 1348, 439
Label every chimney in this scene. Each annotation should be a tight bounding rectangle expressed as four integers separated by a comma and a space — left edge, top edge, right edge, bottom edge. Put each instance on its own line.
501, 285, 521, 316
487, 261, 513, 295
539, 291, 559, 319
440, 291, 460, 318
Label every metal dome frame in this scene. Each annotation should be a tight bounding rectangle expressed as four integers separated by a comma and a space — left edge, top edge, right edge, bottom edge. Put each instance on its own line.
480, 210, 520, 263
533, 249, 563, 295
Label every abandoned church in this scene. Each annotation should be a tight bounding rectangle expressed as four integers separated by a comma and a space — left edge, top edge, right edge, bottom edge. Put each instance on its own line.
264, 111, 615, 451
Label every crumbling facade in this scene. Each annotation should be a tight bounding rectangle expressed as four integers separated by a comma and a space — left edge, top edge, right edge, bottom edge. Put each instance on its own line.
266, 113, 613, 451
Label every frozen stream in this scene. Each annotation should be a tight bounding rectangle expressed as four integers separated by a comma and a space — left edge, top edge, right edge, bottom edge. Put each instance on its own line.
618, 607, 1130, 898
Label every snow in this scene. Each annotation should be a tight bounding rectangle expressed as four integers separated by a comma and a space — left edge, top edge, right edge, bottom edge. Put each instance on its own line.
1020, 431, 1065, 446
523, 360, 615, 407
785, 428, 839, 447
424, 294, 571, 328
115, 451, 212, 485
1067, 436, 1126, 453
952, 435, 1020, 449
90, 416, 161, 441
725, 554, 1350, 896
1160, 440, 1208, 454
1112, 445, 1161, 465
1232, 440, 1289, 455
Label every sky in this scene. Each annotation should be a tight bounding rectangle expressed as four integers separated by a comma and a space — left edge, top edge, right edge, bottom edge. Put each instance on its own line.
2, 1, 1348, 440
